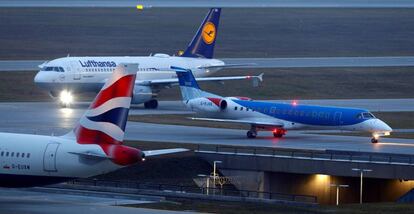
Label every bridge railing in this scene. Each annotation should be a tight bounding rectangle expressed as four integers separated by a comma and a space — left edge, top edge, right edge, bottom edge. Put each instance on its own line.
196, 144, 414, 165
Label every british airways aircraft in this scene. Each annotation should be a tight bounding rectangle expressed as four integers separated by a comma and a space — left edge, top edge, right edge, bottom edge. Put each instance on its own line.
33, 8, 256, 109
173, 67, 393, 143
0, 63, 187, 187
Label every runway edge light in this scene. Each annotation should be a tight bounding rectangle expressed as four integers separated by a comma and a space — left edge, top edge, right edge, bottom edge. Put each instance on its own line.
136, 4, 144, 10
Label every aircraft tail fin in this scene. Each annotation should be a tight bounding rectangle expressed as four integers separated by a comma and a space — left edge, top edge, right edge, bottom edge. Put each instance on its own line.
181, 8, 221, 59
73, 63, 137, 146
171, 66, 220, 101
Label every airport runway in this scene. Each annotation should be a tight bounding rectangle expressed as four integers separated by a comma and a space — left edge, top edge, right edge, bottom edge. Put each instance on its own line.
0, 101, 412, 155
2, 57, 414, 71
0, 188, 189, 214
1, 0, 414, 8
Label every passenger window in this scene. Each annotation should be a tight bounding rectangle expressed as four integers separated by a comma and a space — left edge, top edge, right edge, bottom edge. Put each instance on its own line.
27, 153, 30, 158
234, 107, 237, 110
22, 153, 25, 158
240, 107, 243, 111
16, 152, 20, 158
11, 152, 14, 157
1, 151, 3, 156
6, 152, 9, 157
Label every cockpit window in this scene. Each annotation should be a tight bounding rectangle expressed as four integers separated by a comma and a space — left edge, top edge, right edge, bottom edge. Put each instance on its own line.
41, 66, 64, 72
356, 112, 375, 119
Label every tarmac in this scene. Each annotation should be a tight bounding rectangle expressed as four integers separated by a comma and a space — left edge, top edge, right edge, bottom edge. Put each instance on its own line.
0, 188, 192, 214
0, 100, 412, 155
1, 57, 414, 71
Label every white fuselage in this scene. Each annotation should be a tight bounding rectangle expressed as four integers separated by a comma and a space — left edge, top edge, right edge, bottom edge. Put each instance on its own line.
0, 132, 120, 187
34, 55, 224, 94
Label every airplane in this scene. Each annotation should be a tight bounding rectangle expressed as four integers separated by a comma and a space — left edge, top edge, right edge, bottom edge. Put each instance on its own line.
33, 8, 257, 109
0, 63, 187, 187
172, 67, 393, 143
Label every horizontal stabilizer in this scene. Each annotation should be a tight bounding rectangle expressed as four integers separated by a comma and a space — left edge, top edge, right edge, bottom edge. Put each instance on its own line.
143, 148, 189, 157
68, 151, 110, 160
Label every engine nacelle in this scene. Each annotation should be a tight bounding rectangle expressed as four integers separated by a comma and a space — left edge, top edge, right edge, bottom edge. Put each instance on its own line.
186, 97, 229, 112
132, 85, 153, 104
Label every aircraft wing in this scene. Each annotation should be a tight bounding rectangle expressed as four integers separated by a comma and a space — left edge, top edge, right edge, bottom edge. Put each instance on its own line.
137, 74, 263, 87
143, 148, 189, 157
191, 117, 284, 128
197, 63, 256, 69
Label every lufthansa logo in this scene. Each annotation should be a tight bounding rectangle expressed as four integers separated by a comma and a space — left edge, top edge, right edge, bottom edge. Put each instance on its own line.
202, 22, 216, 44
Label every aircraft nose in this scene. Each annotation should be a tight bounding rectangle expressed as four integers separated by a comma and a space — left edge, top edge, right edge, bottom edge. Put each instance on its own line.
34, 71, 44, 83
372, 119, 393, 133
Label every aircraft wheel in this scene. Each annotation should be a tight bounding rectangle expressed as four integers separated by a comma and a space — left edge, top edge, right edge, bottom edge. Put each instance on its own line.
371, 138, 379, 144
273, 133, 284, 138
144, 99, 158, 109
247, 131, 257, 138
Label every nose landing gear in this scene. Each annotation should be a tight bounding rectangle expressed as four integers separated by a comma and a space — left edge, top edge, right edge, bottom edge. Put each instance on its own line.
371, 132, 391, 144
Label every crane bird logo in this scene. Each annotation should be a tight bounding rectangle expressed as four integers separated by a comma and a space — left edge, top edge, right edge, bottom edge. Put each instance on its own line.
202, 22, 216, 44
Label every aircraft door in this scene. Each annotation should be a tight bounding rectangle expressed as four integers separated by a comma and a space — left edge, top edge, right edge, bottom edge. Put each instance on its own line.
43, 143, 60, 172
71, 61, 81, 80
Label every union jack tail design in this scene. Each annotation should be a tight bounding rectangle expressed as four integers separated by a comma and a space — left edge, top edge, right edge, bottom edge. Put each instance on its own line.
73, 63, 137, 146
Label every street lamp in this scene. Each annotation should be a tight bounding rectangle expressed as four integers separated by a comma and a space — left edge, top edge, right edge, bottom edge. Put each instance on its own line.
198, 174, 210, 195
352, 168, 372, 204
213, 161, 222, 188
330, 184, 349, 205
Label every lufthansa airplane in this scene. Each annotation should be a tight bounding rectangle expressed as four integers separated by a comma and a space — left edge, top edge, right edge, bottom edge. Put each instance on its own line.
33, 8, 258, 109
0, 64, 187, 187
173, 67, 393, 143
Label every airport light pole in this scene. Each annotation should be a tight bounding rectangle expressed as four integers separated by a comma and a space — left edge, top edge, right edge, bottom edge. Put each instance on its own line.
213, 161, 222, 190
352, 168, 372, 204
330, 184, 349, 205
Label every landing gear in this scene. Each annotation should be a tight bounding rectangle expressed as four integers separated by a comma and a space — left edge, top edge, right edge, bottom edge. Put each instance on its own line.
144, 99, 158, 109
247, 130, 257, 138
371, 137, 379, 144
273, 133, 284, 138
272, 129, 286, 138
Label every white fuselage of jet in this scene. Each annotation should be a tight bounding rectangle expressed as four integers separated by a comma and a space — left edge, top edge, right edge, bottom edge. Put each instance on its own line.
34, 55, 224, 94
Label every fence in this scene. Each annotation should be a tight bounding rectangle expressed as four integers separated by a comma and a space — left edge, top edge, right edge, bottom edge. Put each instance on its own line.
69, 178, 317, 204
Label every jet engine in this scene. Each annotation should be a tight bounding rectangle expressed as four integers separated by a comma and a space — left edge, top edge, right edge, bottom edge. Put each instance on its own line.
131, 85, 153, 104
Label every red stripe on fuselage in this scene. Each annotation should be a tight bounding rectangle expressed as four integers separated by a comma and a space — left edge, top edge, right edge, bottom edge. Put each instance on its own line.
90, 75, 135, 109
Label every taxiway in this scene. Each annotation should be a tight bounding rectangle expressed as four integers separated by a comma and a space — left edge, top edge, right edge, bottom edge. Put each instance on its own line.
0, 101, 412, 155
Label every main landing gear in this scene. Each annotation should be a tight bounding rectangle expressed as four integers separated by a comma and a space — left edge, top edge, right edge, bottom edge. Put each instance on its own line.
371, 138, 379, 144
144, 99, 158, 109
246, 126, 286, 139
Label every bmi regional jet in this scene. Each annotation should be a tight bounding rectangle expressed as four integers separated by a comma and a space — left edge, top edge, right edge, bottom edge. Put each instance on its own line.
34, 8, 258, 109
0, 63, 187, 187
173, 67, 393, 143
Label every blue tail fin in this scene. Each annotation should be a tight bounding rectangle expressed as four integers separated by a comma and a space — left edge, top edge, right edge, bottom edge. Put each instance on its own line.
172, 66, 221, 101
181, 8, 221, 59
172, 66, 200, 90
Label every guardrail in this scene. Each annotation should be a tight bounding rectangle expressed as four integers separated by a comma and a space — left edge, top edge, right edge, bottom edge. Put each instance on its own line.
69, 178, 317, 204
196, 145, 414, 165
